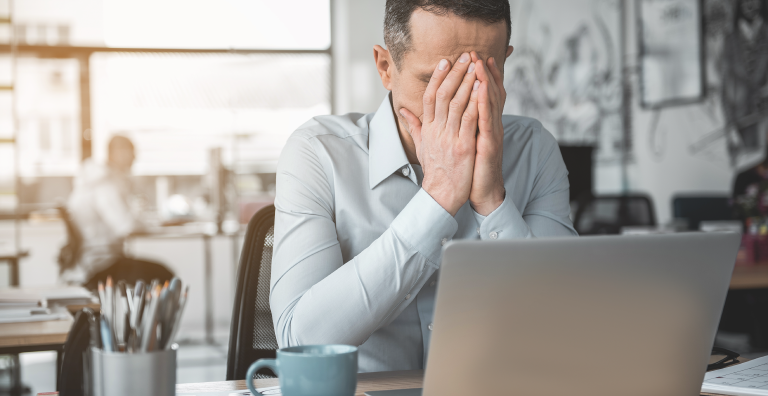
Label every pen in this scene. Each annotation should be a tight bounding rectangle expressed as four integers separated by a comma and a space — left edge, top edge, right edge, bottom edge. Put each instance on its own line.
141, 285, 162, 352
165, 285, 188, 350
160, 279, 179, 348
100, 316, 114, 352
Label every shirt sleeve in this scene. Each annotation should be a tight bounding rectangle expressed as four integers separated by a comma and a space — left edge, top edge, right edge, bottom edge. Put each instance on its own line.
473, 124, 578, 240
93, 181, 139, 239
270, 134, 458, 348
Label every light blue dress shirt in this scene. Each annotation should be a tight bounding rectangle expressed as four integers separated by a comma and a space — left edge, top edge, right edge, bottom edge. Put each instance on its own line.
270, 94, 577, 373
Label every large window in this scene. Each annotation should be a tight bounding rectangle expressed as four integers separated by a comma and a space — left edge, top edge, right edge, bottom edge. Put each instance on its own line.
5, 0, 332, 212
90, 52, 331, 175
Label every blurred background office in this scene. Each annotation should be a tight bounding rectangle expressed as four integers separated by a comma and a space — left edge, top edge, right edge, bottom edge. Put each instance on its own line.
0, 0, 766, 394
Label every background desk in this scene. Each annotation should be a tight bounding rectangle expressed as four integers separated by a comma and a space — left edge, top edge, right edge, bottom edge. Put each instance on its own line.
730, 264, 768, 290
0, 248, 29, 286
129, 226, 218, 344
0, 314, 72, 391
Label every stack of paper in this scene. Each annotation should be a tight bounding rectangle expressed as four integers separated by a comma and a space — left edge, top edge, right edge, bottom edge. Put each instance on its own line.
703, 355, 768, 395
0, 287, 92, 324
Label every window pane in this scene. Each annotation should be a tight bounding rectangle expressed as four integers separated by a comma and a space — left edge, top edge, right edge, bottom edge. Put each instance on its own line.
91, 52, 331, 175
15, 57, 81, 177
14, 0, 331, 49
103, 0, 330, 49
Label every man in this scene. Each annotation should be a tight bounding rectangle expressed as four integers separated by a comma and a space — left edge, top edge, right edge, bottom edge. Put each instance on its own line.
62, 135, 172, 288
271, 0, 577, 372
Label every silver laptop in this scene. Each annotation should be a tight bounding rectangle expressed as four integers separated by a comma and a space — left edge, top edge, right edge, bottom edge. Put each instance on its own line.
368, 232, 740, 396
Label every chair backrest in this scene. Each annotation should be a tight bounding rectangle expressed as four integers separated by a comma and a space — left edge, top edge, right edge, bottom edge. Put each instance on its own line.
57, 308, 99, 396
559, 145, 594, 203
57, 206, 84, 273
672, 195, 732, 231
226, 204, 278, 380
573, 194, 656, 235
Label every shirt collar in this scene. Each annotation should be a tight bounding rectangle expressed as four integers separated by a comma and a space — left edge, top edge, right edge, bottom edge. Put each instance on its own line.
368, 94, 410, 189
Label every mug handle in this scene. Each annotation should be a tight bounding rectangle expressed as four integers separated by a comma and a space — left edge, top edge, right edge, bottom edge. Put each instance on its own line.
246, 358, 279, 395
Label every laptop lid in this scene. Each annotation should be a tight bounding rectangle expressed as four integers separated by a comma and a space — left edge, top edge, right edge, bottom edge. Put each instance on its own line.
423, 232, 740, 396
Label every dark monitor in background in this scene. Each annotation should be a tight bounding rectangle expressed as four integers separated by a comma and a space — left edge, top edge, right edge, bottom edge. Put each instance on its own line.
559, 145, 594, 202
672, 195, 732, 231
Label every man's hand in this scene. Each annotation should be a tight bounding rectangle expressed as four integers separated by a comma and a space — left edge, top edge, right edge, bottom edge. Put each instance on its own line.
469, 52, 506, 216
399, 53, 480, 216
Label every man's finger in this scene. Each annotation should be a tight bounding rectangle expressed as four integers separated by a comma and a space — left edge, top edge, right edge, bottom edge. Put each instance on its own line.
477, 79, 493, 135
422, 59, 452, 124
487, 57, 504, 89
488, 56, 507, 105
459, 80, 481, 142
399, 107, 424, 160
446, 62, 478, 133
434, 53, 473, 124
475, 59, 501, 120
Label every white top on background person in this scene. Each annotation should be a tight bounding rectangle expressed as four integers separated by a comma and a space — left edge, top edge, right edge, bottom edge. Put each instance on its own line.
62, 136, 143, 284
270, 0, 577, 372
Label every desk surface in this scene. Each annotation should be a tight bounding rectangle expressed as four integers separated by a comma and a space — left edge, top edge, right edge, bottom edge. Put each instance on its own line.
174, 368, 739, 396
0, 314, 73, 348
731, 264, 768, 289
0, 286, 94, 349
176, 370, 423, 396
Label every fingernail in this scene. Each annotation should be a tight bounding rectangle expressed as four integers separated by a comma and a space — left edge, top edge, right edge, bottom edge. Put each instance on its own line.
399, 109, 406, 117
467, 63, 475, 73
473, 80, 480, 91
458, 53, 469, 63
438, 59, 449, 70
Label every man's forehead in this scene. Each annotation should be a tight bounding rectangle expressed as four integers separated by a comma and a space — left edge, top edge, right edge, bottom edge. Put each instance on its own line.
403, 9, 508, 69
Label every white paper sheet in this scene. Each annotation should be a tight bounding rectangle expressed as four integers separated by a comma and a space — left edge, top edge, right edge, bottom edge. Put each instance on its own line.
703, 355, 768, 395
176, 385, 280, 395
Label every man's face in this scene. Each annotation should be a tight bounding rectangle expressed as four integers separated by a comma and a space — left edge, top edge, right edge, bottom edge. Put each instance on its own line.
109, 144, 135, 173
384, 10, 510, 136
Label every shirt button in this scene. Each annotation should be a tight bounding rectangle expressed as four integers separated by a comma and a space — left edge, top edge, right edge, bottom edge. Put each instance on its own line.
441, 238, 448, 246
428, 323, 434, 331
405, 293, 411, 300
476, 227, 481, 235
401, 167, 410, 177
430, 281, 436, 287
489, 231, 498, 240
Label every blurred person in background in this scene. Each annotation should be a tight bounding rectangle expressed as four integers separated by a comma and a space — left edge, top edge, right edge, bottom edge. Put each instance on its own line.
59, 135, 172, 289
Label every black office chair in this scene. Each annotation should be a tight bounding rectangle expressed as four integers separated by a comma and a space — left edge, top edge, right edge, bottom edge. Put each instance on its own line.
57, 206, 83, 274
226, 204, 279, 380
672, 195, 733, 231
573, 194, 656, 235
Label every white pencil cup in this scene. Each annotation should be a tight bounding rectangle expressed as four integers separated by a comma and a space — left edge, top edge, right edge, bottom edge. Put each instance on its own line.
88, 347, 176, 396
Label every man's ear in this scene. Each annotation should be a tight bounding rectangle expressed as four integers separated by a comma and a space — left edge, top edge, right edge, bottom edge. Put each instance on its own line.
374, 45, 395, 91
506, 45, 514, 58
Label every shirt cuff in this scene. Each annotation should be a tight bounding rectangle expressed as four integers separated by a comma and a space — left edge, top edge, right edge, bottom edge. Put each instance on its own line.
475, 193, 532, 240
391, 188, 459, 265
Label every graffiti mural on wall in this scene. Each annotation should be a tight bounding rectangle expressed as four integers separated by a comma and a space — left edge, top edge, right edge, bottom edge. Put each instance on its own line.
503, 0, 625, 164
672, 0, 768, 169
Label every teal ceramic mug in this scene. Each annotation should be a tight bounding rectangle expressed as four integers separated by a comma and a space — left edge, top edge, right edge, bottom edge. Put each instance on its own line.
246, 345, 358, 396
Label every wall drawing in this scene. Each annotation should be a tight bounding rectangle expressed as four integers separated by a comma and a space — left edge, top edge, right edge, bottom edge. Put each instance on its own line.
637, 0, 704, 108
661, 0, 768, 169
504, 0, 625, 164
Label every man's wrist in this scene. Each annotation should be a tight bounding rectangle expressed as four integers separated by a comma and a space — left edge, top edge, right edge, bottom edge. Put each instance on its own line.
470, 187, 506, 216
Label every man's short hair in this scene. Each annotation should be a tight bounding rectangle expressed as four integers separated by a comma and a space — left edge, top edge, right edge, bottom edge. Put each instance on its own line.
384, 0, 511, 69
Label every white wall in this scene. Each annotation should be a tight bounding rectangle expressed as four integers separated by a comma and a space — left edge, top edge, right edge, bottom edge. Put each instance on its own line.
332, 0, 389, 115
332, 0, 738, 225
